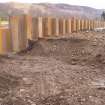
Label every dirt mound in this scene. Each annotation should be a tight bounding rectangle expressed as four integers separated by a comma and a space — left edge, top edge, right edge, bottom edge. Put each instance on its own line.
26, 34, 105, 67
27, 38, 90, 56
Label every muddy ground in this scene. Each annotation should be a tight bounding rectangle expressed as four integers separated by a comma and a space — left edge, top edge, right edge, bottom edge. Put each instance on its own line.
0, 31, 105, 105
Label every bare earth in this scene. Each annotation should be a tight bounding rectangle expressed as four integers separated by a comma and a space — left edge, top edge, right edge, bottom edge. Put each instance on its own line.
0, 31, 105, 105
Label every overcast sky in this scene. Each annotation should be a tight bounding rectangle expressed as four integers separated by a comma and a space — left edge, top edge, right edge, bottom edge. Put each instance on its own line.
0, 0, 105, 9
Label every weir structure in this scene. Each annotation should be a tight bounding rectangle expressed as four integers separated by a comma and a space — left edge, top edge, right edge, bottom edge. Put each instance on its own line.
0, 15, 105, 55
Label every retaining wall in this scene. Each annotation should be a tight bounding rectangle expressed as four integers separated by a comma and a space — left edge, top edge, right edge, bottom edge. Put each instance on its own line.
0, 15, 105, 55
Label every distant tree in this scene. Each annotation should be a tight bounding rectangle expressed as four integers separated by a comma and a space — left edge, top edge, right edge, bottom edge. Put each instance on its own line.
101, 11, 105, 21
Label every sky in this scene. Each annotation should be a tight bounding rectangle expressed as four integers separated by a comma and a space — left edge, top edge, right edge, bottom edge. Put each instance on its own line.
0, 0, 105, 9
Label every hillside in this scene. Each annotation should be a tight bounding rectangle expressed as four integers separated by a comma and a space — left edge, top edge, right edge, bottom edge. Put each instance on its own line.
0, 2, 104, 19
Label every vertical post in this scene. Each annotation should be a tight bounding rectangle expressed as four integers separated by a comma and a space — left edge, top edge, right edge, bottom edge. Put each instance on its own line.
5, 28, 12, 53
47, 17, 52, 37
9, 15, 27, 52
104, 22, 105, 28
85, 20, 88, 30
68, 19, 72, 33
90, 20, 92, 30
95, 20, 98, 29
71, 18, 73, 32
76, 19, 80, 32
88, 20, 91, 30
76, 19, 78, 32
83, 20, 85, 31
0, 28, 12, 55
62, 19, 66, 35
65, 18, 71, 34
80, 19, 82, 31
26, 15, 41, 40
38, 17, 43, 38
91, 20, 94, 30
59, 18, 63, 35
81, 20, 84, 31
73, 18, 77, 32
100, 21, 102, 27
93, 20, 95, 29
42, 17, 52, 37
87, 20, 89, 30
51, 18, 56, 36
71, 18, 75, 32
98, 20, 100, 28
100, 21, 101, 28
32, 17, 39, 39
25, 15, 33, 40
67, 19, 71, 34
94, 21, 96, 29
42, 17, 47, 37
49, 18, 59, 37
55, 18, 59, 36
83, 19, 86, 31
86, 20, 88, 30
78, 19, 81, 31
97, 20, 99, 28
98, 21, 100, 28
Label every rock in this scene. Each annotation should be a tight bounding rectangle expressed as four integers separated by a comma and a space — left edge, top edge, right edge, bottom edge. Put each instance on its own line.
22, 77, 33, 85
91, 79, 105, 90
